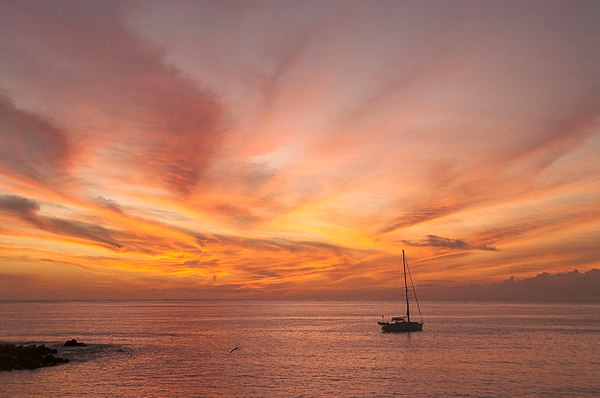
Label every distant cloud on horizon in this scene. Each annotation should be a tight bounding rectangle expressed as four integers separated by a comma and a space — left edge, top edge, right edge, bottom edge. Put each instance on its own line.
419, 269, 600, 302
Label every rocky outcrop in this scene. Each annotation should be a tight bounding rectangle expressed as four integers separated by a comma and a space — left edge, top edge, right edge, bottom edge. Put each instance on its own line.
63, 339, 86, 347
0, 344, 69, 371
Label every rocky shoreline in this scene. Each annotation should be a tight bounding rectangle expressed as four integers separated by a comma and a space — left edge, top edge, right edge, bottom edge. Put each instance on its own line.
0, 342, 77, 371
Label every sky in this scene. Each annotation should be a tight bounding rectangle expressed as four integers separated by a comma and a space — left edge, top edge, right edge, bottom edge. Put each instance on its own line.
0, 0, 599, 300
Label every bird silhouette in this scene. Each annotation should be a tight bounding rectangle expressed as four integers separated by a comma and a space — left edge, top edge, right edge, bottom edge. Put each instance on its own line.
228, 346, 240, 355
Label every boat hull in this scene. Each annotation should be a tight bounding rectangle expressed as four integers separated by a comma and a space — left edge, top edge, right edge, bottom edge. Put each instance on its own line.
380, 321, 423, 332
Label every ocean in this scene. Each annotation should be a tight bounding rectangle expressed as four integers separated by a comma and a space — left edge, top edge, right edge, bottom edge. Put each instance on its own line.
0, 301, 598, 397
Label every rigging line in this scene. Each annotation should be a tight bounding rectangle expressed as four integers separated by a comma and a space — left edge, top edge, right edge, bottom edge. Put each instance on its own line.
406, 253, 424, 322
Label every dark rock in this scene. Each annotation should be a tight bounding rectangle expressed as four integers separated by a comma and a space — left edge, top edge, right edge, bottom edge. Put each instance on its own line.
0, 343, 69, 371
64, 339, 86, 347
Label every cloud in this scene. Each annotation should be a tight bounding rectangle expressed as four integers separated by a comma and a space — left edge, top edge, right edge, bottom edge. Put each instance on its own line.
402, 235, 497, 251
0, 195, 42, 225
379, 206, 456, 234
0, 192, 373, 287
502, 97, 600, 174
420, 269, 600, 302
0, 194, 120, 248
211, 203, 261, 226
472, 202, 600, 247
93, 197, 124, 214
0, 0, 225, 196
259, 29, 313, 111
0, 94, 70, 186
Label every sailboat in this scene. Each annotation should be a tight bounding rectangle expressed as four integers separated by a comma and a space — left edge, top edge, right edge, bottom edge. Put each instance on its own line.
378, 250, 424, 332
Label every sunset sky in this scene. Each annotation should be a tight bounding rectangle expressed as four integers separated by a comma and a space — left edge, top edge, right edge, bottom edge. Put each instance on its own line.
0, 0, 599, 299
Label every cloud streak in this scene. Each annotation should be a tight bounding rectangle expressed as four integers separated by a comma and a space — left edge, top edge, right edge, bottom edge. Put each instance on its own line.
402, 235, 497, 252
0, 195, 120, 248
0, 95, 71, 187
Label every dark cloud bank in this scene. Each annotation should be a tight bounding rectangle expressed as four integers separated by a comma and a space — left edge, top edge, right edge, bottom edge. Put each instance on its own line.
419, 269, 600, 302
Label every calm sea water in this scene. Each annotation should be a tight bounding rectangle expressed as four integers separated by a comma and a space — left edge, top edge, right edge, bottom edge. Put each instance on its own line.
0, 301, 599, 397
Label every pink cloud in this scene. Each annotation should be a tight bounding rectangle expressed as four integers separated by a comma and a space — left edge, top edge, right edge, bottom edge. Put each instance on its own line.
0, 0, 224, 196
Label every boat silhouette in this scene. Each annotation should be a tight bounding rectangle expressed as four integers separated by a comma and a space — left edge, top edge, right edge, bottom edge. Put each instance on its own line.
378, 250, 424, 332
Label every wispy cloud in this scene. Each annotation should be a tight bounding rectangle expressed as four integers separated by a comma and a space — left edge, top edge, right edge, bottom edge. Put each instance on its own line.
379, 206, 458, 234
0, 0, 224, 197
402, 235, 497, 252
0, 195, 120, 248
0, 95, 71, 186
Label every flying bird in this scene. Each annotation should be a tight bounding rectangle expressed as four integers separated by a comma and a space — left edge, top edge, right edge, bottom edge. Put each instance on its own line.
228, 347, 240, 355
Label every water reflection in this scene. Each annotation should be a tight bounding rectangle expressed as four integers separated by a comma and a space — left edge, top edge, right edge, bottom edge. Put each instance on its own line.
0, 301, 598, 397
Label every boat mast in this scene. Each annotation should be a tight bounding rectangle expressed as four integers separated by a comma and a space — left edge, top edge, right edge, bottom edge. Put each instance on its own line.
403, 249, 410, 322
